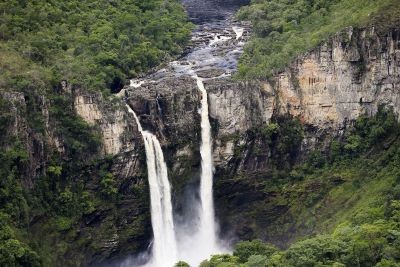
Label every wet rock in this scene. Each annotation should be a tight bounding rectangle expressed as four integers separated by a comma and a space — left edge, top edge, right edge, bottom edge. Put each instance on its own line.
196, 68, 226, 78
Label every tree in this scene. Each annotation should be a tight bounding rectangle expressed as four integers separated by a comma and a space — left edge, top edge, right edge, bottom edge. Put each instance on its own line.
174, 261, 190, 267
234, 240, 278, 263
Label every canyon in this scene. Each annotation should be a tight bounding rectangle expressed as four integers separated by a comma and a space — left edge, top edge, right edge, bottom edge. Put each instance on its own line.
1, 0, 399, 266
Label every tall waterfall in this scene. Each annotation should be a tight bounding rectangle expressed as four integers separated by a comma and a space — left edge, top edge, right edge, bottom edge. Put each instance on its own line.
196, 76, 218, 251
121, 15, 247, 266
126, 105, 178, 267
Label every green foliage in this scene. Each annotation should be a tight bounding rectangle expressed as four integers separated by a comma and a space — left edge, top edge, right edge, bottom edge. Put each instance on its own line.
236, 0, 398, 79
234, 239, 278, 263
245, 254, 268, 267
100, 173, 118, 199
174, 261, 190, 267
47, 165, 62, 177
0, 0, 192, 93
200, 254, 240, 267
284, 235, 347, 266
57, 189, 75, 217
206, 218, 400, 266
274, 117, 304, 158
49, 94, 101, 159
54, 216, 73, 232
0, 98, 13, 140
213, 108, 400, 267
0, 213, 41, 267
342, 106, 399, 155
0, 1, 191, 265
0, 142, 29, 225
260, 123, 279, 144
355, 106, 399, 145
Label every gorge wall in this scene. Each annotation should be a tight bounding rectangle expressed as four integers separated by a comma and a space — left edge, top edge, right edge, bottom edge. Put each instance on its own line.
118, 25, 400, 249
64, 23, 400, 261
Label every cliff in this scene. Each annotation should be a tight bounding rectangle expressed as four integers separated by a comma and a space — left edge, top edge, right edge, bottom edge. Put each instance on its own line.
121, 25, 400, 248
1, 22, 399, 266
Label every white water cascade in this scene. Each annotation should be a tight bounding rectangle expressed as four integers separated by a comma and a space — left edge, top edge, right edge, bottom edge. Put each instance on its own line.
126, 105, 178, 267
196, 76, 218, 253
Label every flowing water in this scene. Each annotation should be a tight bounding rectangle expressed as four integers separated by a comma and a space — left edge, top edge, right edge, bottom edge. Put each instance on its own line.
122, 1, 250, 266
196, 75, 217, 253
126, 105, 178, 267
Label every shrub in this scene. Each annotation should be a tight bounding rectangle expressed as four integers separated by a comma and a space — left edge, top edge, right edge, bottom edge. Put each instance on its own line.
234, 239, 278, 263
174, 261, 190, 267
100, 173, 118, 199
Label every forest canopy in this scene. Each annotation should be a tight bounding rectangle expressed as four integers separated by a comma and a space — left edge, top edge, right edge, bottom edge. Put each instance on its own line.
0, 0, 192, 93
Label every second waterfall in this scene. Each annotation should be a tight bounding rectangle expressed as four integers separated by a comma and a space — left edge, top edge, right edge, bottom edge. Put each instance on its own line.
196, 76, 218, 251
126, 105, 178, 267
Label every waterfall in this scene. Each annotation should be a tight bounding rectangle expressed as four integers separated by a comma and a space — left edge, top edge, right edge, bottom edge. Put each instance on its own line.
195, 76, 218, 251
126, 105, 178, 267
122, 14, 247, 266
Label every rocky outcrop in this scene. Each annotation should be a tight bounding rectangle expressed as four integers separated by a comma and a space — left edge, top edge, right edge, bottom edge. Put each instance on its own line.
207, 79, 274, 136
120, 26, 400, 250
211, 27, 400, 246
0, 83, 154, 265
74, 90, 137, 156
0, 91, 50, 187
273, 27, 400, 130
203, 27, 400, 172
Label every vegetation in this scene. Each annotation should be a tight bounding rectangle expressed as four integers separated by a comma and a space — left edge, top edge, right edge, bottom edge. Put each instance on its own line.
175, 261, 191, 267
236, 0, 400, 78
211, 107, 400, 266
0, 1, 191, 265
0, 0, 192, 93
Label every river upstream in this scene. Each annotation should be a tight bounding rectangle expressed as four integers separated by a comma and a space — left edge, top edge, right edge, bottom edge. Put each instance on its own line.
120, 1, 250, 266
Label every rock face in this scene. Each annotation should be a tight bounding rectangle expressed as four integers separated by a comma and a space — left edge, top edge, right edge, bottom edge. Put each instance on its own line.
0, 84, 153, 265
207, 80, 274, 136
0, 91, 48, 187
117, 26, 400, 250
205, 27, 400, 139
74, 90, 136, 156
203, 27, 399, 169
212, 27, 400, 246
274, 27, 400, 130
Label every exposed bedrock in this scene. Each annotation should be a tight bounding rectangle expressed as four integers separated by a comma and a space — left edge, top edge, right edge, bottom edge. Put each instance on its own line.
115, 26, 400, 247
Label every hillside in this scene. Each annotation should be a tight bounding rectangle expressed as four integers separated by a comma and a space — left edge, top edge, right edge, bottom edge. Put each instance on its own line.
201, 108, 400, 266
0, 0, 192, 93
236, 0, 400, 78
0, 1, 191, 266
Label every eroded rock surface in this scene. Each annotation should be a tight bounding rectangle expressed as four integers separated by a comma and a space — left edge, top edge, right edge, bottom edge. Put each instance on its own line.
274, 27, 400, 130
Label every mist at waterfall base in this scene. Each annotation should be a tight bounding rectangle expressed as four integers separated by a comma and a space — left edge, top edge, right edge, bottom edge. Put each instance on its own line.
115, 187, 229, 267
123, 102, 228, 267
173, 76, 229, 266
